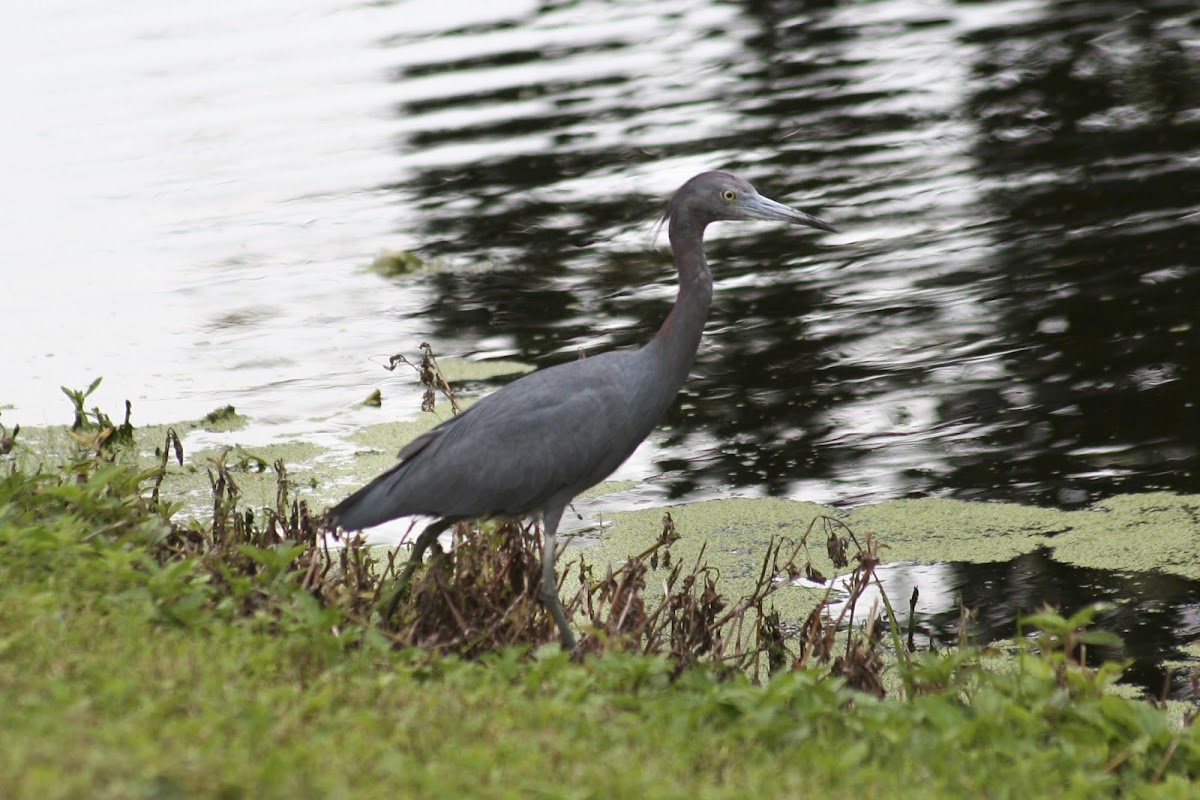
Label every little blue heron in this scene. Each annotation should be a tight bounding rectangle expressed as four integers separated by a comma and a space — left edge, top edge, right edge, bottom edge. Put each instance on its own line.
329, 171, 834, 649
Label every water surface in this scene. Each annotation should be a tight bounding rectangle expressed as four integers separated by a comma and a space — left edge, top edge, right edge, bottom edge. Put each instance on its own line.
8, 0, 1196, 508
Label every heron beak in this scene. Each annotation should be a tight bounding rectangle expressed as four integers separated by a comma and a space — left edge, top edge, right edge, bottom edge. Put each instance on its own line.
743, 194, 837, 233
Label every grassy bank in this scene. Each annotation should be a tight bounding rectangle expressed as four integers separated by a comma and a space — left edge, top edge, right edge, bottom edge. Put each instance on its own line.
0, 406, 1197, 798
6, 608, 1192, 799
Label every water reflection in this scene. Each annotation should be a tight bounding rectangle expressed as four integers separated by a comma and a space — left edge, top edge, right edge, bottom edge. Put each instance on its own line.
381, 0, 1198, 510
961, 2, 1200, 505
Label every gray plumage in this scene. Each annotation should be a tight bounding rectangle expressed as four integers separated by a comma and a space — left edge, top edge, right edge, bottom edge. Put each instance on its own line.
329, 171, 834, 648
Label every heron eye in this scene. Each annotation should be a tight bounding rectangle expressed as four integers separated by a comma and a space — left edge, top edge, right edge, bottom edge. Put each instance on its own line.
721, 189, 737, 203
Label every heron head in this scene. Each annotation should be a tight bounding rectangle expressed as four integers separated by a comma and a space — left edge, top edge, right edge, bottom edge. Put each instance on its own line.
665, 171, 836, 233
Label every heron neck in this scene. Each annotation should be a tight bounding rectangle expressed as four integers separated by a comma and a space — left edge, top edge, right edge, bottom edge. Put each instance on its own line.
646, 219, 713, 386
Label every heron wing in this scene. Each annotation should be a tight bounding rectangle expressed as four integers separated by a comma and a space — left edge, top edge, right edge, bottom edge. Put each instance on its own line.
331, 349, 666, 530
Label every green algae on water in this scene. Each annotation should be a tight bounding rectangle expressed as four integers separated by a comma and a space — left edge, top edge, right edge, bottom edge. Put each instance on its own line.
1049, 492, 1200, 579
201, 405, 246, 432
842, 498, 1071, 565
433, 357, 534, 383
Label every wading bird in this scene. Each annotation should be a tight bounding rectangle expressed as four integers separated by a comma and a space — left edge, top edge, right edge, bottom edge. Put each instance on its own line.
328, 171, 834, 649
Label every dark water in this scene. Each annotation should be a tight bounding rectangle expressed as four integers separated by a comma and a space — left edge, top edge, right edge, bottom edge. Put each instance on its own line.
383, 0, 1200, 510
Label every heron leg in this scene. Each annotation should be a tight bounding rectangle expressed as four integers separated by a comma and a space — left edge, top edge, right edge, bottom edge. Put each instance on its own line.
382, 518, 454, 621
540, 507, 576, 650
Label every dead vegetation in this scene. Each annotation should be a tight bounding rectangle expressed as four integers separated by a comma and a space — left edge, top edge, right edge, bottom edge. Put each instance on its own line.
138, 430, 905, 688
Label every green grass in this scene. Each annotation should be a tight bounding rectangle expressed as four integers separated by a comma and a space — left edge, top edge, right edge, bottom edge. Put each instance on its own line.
2, 598, 1196, 799
0, 409, 1197, 798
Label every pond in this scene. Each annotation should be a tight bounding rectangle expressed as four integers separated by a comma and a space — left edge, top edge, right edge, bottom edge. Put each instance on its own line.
3, 0, 1199, 690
